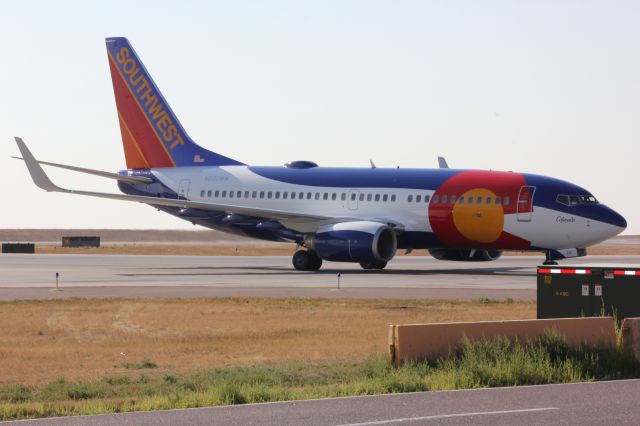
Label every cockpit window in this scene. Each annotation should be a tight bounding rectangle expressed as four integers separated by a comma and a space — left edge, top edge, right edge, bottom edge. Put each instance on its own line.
556, 194, 599, 206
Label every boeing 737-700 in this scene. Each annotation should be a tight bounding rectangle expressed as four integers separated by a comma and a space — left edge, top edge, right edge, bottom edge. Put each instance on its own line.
14, 37, 627, 270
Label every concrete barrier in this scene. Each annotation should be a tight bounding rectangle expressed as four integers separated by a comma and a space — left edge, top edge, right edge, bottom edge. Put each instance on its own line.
389, 317, 616, 366
621, 318, 640, 362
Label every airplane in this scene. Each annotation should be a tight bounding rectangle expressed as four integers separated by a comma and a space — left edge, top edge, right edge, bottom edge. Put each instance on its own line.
14, 37, 627, 270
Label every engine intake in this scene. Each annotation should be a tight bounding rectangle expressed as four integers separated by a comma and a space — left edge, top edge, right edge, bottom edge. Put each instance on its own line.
306, 221, 397, 263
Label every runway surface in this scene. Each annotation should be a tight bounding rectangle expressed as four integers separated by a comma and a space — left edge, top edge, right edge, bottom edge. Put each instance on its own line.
4, 379, 639, 425
0, 254, 637, 301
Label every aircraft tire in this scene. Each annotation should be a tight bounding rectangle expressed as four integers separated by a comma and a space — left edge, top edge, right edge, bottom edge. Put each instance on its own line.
360, 260, 387, 270
292, 250, 311, 270
293, 250, 323, 271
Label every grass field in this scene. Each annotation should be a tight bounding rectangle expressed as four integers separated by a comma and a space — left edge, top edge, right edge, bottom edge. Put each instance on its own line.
1, 298, 639, 420
0, 298, 535, 386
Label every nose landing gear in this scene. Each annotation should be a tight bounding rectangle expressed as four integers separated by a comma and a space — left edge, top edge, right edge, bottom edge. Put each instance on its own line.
543, 251, 559, 266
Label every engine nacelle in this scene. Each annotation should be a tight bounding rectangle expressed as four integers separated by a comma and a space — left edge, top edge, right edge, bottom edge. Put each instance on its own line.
428, 249, 503, 262
306, 221, 397, 263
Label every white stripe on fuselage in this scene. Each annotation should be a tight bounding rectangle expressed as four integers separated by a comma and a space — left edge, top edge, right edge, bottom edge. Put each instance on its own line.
152, 166, 436, 233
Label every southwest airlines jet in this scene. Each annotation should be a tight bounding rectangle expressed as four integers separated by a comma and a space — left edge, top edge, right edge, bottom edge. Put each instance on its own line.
15, 37, 627, 270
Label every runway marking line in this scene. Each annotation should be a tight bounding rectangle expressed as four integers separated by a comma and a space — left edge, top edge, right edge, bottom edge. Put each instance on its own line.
334, 407, 559, 425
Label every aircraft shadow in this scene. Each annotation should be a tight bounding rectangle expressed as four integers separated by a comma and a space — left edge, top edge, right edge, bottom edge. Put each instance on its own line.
117, 266, 534, 278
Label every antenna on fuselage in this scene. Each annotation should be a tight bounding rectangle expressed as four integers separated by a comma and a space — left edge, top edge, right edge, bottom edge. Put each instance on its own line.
369, 160, 377, 169
438, 156, 449, 169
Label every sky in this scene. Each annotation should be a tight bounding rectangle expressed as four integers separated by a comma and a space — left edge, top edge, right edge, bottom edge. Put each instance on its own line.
2, 1, 639, 232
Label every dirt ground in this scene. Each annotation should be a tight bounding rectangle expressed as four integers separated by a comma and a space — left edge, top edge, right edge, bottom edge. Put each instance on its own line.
0, 298, 535, 385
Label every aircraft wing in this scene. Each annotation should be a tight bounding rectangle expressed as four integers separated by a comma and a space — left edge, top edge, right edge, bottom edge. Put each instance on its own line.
15, 137, 401, 227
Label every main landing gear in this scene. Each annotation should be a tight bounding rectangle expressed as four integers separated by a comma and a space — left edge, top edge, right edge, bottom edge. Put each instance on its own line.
292, 250, 323, 271
359, 260, 387, 270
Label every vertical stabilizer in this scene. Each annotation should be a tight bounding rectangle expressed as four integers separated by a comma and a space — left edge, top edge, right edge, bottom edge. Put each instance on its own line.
105, 37, 243, 169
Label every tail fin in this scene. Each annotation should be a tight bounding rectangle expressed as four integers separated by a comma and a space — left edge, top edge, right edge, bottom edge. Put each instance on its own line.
105, 37, 243, 169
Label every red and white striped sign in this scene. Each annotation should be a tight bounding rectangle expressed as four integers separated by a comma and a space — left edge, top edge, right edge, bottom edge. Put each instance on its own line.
538, 268, 591, 275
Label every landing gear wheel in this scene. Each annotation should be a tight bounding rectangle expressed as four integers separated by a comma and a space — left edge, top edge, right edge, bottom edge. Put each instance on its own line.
292, 250, 323, 271
307, 250, 323, 271
359, 260, 388, 270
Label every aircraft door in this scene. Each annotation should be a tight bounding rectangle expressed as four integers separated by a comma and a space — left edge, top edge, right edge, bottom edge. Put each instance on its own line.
517, 185, 536, 222
348, 189, 359, 210
178, 179, 191, 198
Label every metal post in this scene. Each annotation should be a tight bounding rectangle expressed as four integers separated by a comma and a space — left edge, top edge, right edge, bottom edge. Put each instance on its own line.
337, 272, 341, 290
55, 272, 59, 291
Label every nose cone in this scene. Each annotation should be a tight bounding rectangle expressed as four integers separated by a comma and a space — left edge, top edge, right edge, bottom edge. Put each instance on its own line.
604, 206, 627, 230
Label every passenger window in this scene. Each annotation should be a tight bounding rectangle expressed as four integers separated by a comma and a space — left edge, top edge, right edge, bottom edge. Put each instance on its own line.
450, 195, 456, 204
367, 194, 372, 201
341, 193, 347, 201
215, 190, 220, 197
315, 193, 320, 200
244, 191, 249, 198
229, 191, 234, 198
252, 191, 257, 198
442, 195, 448, 204
468, 196, 473, 204
424, 195, 429, 203
299, 192, 304, 199
486, 196, 491, 204
351, 193, 356, 201
477, 196, 482, 204
503, 196, 510, 206
323, 193, 329, 200
259, 191, 265, 199
416, 195, 422, 203
383, 194, 389, 202
222, 190, 227, 197
290, 192, 296, 200
408, 195, 413, 202
267, 192, 272, 199
207, 190, 212, 197
307, 192, 312, 200
375, 194, 380, 202
275, 192, 280, 199
495, 196, 501, 205
283, 192, 288, 199
433, 195, 439, 203
332, 193, 337, 200
200, 190, 205, 197
391, 194, 396, 202
359, 193, 364, 201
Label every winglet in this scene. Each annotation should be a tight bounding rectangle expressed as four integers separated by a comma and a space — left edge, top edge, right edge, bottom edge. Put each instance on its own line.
14, 137, 64, 192
437, 156, 449, 169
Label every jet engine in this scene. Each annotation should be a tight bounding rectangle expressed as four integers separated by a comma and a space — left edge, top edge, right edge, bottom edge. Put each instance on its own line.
306, 221, 397, 263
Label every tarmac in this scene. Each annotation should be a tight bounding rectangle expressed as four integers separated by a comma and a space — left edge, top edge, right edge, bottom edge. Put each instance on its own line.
0, 254, 637, 301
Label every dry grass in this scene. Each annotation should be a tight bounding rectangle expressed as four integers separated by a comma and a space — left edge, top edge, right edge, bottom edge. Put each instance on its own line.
0, 298, 534, 386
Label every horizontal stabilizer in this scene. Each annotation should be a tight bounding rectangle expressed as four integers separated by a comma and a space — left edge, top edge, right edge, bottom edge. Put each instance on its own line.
11, 155, 152, 184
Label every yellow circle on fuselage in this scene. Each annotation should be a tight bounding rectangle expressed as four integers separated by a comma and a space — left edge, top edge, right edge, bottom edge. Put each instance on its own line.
451, 188, 504, 243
